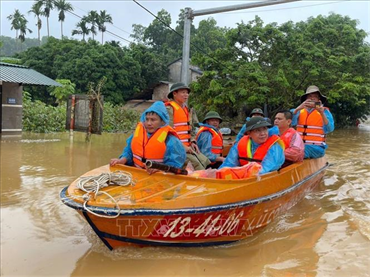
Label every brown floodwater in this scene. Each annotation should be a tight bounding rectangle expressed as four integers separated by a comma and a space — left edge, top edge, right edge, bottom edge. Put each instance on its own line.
1, 126, 370, 277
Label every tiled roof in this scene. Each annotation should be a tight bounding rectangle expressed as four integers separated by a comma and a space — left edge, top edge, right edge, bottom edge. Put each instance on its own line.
0, 62, 61, 86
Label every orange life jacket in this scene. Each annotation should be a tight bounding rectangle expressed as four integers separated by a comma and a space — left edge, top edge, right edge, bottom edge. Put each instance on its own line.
165, 101, 191, 146
296, 108, 327, 146
216, 135, 284, 180
238, 135, 284, 166
280, 128, 296, 148
131, 122, 178, 169
195, 126, 223, 155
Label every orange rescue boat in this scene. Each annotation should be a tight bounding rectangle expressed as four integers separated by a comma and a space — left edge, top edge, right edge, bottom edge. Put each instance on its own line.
60, 157, 328, 250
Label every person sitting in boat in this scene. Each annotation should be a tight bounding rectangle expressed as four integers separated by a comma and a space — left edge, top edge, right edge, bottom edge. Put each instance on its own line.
110, 101, 186, 174
274, 110, 304, 166
235, 108, 278, 143
165, 82, 210, 170
218, 117, 285, 176
291, 85, 334, 158
196, 111, 225, 168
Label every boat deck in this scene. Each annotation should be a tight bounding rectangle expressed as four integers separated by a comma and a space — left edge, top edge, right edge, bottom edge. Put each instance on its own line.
65, 157, 327, 210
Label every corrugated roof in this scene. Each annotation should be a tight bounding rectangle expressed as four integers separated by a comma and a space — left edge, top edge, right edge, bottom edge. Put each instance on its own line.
0, 62, 61, 86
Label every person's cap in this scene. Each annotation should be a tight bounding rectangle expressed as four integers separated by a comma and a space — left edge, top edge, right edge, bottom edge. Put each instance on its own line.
203, 111, 223, 123
167, 82, 191, 99
245, 117, 271, 132
249, 108, 264, 117
300, 85, 327, 103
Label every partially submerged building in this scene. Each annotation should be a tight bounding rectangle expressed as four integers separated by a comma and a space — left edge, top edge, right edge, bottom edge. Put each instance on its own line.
0, 62, 61, 136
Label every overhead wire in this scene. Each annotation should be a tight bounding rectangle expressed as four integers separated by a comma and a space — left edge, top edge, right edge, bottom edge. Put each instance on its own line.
67, 10, 133, 44
73, 5, 132, 36
132, 0, 234, 73
222, 0, 349, 15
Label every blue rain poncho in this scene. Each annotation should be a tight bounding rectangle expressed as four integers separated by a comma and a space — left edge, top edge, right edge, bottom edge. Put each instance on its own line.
236, 117, 279, 143
196, 123, 221, 162
118, 101, 186, 168
291, 108, 335, 159
219, 135, 285, 175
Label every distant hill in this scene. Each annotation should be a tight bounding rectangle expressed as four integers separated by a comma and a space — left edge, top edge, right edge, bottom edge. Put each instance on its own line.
0, 36, 48, 57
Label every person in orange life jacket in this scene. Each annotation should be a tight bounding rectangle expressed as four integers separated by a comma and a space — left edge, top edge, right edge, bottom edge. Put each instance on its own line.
291, 85, 334, 159
196, 111, 225, 168
165, 82, 199, 153
166, 82, 210, 170
274, 110, 304, 165
235, 108, 279, 143
110, 101, 186, 174
219, 117, 285, 174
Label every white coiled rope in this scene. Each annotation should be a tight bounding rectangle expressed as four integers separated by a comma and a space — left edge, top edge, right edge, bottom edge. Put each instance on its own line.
76, 171, 135, 218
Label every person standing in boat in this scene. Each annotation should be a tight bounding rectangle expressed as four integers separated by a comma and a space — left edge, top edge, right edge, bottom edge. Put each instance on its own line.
235, 108, 278, 143
292, 85, 334, 158
110, 101, 186, 174
165, 82, 210, 170
218, 117, 285, 176
196, 111, 225, 168
274, 110, 304, 166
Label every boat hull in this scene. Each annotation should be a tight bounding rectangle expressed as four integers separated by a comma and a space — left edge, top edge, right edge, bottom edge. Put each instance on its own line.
60, 158, 327, 249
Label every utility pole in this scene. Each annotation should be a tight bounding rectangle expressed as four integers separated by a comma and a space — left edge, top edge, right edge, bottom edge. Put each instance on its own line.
180, 0, 300, 85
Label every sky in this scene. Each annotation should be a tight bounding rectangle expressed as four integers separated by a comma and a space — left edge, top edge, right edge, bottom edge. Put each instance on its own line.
1, 0, 370, 45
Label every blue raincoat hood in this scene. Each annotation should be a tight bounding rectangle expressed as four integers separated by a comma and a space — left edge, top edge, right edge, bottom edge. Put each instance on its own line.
140, 101, 169, 126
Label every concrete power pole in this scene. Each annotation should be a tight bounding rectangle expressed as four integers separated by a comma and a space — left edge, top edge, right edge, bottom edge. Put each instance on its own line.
180, 0, 300, 85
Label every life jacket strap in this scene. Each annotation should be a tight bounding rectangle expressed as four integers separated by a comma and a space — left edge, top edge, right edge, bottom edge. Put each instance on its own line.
238, 157, 263, 163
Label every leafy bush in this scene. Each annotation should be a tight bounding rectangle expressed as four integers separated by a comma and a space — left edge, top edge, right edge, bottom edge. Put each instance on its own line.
22, 91, 67, 133
103, 102, 139, 133
22, 92, 139, 133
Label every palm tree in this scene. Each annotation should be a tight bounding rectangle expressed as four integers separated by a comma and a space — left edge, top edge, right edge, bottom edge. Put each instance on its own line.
7, 9, 23, 40
97, 10, 112, 44
87, 10, 98, 40
72, 17, 90, 41
18, 17, 33, 43
28, 2, 43, 45
54, 0, 73, 38
39, 0, 54, 37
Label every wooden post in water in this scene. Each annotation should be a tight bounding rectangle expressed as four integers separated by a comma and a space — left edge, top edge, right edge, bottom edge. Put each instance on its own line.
86, 97, 93, 142
70, 94, 76, 138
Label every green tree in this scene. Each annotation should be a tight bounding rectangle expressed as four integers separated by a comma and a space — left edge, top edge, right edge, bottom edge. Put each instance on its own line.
87, 10, 99, 40
72, 17, 90, 41
7, 9, 23, 41
39, 0, 54, 37
28, 2, 43, 45
191, 14, 370, 126
48, 79, 75, 105
130, 24, 146, 44
18, 17, 33, 44
54, 0, 74, 38
97, 10, 112, 44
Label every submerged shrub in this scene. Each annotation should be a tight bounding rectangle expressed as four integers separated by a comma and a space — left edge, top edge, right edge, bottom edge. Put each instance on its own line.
103, 102, 139, 133
22, 92, 67, 133
22, 92, 139, 133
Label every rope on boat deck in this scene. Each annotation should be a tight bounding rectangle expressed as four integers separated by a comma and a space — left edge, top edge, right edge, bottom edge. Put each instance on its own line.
76, 171, 135, 218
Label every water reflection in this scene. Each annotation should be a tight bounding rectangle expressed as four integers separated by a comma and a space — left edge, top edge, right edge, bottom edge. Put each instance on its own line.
1, 129, 370, 276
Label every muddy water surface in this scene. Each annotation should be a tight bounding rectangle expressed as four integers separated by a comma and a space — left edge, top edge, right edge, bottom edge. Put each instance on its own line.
1, 127, 370, 277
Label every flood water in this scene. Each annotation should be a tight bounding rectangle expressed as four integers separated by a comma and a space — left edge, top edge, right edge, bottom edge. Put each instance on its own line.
1, 126, 370, 277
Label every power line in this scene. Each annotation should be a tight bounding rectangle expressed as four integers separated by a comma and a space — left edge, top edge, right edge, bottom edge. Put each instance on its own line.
132, 0, 233, 73
73, 5, 132, 36
67, 10, 133, 44
222, 0, 348, 15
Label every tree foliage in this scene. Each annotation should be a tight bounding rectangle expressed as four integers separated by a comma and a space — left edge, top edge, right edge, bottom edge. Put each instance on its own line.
190, 14, 370, 126
17, 37, 168, 104
48, 79, 76, 105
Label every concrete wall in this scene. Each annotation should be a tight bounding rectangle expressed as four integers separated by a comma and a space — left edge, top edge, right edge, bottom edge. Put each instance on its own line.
168, 61, 182, 83
168, 60, 202, 84
1, 82, 23, 136
152, 83, 171, 101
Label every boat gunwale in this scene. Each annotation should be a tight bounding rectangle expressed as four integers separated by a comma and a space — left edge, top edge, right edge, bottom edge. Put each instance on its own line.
60, 162, 329, 216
